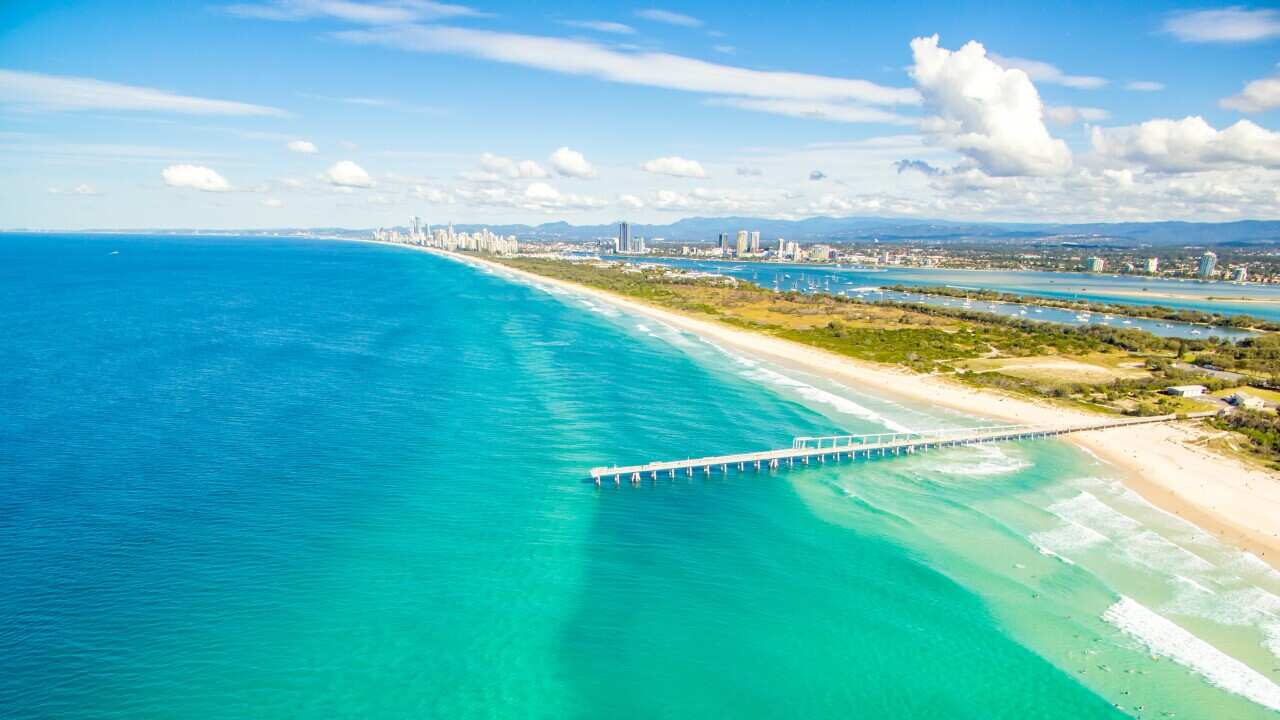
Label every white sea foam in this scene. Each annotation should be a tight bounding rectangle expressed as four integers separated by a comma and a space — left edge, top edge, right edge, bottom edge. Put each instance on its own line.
741, 365, 914, 432
1102, 596, 1280, 711
1048, 491, 1217, 574
930, 443, 1031, 476
1031, 521, 1109, 556
1035, 545, 1076, 565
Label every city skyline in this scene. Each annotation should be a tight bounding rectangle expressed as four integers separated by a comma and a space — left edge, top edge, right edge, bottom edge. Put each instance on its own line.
3, 2, 1280, 229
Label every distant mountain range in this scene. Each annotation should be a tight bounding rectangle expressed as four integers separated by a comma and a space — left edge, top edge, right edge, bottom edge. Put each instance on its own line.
15, 217, 1280, 246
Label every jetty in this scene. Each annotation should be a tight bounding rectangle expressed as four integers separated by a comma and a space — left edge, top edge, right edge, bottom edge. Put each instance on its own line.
590, 413, 1214, 486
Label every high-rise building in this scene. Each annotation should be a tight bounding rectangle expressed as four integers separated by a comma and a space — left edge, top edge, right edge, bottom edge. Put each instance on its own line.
1232, 266, 1248, 282
1086, 256, 1105, 273
617, 222, 631, 254
777, 238, 785, 254
736, 230, 748, 255
1145, 257, 1159, 274
718, 232, 730, 252
749, 231, 761, 253
1198, 251, 1217, 279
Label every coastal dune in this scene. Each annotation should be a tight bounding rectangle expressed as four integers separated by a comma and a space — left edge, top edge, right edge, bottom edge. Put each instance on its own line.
426, 247, 1280, 567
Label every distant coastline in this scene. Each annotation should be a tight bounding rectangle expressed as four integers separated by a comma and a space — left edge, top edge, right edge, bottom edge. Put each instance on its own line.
407, 244, 1280, 568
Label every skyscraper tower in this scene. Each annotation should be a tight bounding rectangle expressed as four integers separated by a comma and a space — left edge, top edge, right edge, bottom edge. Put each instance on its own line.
1199, 250, 1217, 279
718, 233, 730, 252
736, 230, 748, 255
618, 222, 632, 254
750, 231, 761, 253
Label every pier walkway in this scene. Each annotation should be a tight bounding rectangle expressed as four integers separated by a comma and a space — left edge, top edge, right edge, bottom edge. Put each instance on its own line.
590, 412, 1214, 485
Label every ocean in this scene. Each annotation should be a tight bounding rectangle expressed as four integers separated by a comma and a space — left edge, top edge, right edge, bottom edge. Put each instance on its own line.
2, 234, 1278, 718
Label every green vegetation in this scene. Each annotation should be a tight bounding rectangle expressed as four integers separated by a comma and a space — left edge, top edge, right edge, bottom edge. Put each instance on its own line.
496, 257, 1272, 423
1193, 334, 1280, 383
885, 284, 1280, 331
1210, 409, 1280, 469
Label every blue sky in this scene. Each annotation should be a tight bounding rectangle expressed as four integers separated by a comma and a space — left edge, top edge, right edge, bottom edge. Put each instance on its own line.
2, 0, 1279, 228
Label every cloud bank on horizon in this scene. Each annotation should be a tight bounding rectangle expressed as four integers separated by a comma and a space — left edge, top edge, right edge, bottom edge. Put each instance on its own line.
3, 1, 1280, 228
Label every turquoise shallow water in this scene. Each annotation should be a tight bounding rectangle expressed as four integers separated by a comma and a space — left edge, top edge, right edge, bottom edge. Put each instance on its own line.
2, 234, 1278, 718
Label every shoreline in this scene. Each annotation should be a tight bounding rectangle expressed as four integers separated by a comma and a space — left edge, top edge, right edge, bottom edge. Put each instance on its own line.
415, 245, 1280, 567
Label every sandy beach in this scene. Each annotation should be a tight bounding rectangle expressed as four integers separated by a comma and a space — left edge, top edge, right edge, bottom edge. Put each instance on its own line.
423, 247, 1280, 567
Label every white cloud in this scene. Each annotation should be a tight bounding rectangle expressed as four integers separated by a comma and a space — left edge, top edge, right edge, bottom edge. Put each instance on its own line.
224, 0, 483, 24
334, 25, 919, 106
0, 69, 285, 116
1221, 74, 1280, 113
909, 35, 1071, 176
642, 155, 707, 178
1162, 7, 1280, 43
287, 139, 318, 153
1044, 105, 1109, 126
323, 160, 375, 187
706, 97, 911, 124
1126, 81, 1164, 92
479, 152, 548, 178
713, 45, 735, 54
987, 53, 1107, 89
262, 197, 284, 207
618, 193, 645, 208
1091, 116, 1280, 172
457, 181, 605, 211
48, 183, 100, 196
411, 185, 454, 203
560, 19, 634, 34
162, 164, 234, 192
549, 146, 597, 178
634, 8, 702, 27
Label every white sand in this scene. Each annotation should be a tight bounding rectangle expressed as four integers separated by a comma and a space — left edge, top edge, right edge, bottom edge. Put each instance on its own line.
427, 247, 1280, 566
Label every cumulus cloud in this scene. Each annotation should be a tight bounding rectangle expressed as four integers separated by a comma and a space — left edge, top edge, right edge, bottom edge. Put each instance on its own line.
1221, 73, 1280, 113
736, 166, 763, 176
634, 8, 702, 27
1126, 81, 1164, 92
618, 193, 645, 208
479, 152, 548, 179
1091, 116, 1280, 172
163, 164, 233, 192
323, 160, 375, 187
411, 185, 454, 203
1162, 7, 1280, 43
0, 69, 285, 116
560, 19, 634, 34
287, 139, 318, 153
894, 159, 944, 176
987, 53, 1107, 89
809, 170, 827, 181
335, 25, 919, 107
1044, 105, 1109, 126
549, 146, 596, 178
909, 35, 1071, 176
641, 155, 707, 178
458, 182, 605, 211
224, 0, 483, 24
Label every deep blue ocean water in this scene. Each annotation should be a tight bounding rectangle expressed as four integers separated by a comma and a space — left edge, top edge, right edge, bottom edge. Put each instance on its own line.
2, 234, 1277, 719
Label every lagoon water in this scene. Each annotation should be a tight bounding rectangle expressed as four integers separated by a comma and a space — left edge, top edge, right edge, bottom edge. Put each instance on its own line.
622, 256, 1274, 339
3, 234, 1279, 718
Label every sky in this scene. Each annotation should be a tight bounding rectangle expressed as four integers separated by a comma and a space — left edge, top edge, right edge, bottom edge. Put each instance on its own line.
2, 0, 1280, 229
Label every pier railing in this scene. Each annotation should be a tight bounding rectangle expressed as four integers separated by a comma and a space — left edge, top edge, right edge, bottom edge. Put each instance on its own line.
589, 412, 1215, 485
